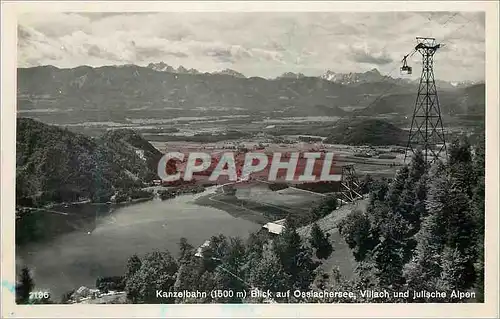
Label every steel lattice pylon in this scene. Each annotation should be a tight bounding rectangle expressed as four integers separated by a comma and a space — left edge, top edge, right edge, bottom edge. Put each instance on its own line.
339, 164, 363, 205
405, 37, 447, 164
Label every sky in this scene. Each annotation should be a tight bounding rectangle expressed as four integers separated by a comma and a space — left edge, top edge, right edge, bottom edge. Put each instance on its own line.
17, 11, 485, 81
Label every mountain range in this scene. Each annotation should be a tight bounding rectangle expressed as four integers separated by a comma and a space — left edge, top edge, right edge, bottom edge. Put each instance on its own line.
16, 64, 484, 123
321, 68, 396, 85
147, 62, 247, 78
147, 62, 481, 88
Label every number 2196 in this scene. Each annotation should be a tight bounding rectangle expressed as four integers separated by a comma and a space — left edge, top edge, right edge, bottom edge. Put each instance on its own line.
30, 291, 50, 299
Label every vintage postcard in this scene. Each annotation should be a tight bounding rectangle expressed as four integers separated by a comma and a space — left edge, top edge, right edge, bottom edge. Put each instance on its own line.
1, 1, 498, 318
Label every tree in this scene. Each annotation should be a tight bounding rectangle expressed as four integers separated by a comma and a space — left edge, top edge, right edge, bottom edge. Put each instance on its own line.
423, 161, 449, 246
471, 142, 485, 301
369, 177, 389, 204
351, 261, 380, 294
425, 165, 477, 288
96, 276, 125, 293
333, 135, 485, 302
215, 237, 247, 303
242, 231, 268, 280
315, 196, 338, 216
403, 162, 449, 294
196, 271, 218, 304
448, 137, 472, 167
413, 174, 428, 219
309, 267, 354, 303
173, 262, 200, 302
399, 151, 427, 230
372, 236, 405, 288
407, 149, 427, 187
448, 137, 474, 198
403, 152, 479, 295
445, 185, 476, 253
472, 139, 485, 182
309, 223, 333, 260
125, 255, 142, 277
284, 213, 299, 229
190, 234, 249, 303
16, 266, 34, 304
385, 166, 409, 210
274, 222, 319, 292
474, 232, 485, 302
359, 174, 374, 194
125, 251, 178, 304
248, 242, 289, 302
173, 238, 201, 302
178, 237, 194, 262
437, 246, 470, 293
372, 172, 411, 288
338, 209, 376, 262
404, 190, 446, 295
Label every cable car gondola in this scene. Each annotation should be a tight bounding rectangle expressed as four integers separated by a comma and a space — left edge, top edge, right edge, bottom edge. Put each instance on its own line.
400, 55, 412, 75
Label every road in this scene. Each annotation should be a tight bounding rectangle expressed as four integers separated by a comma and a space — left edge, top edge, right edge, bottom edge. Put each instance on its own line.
17, 206, 70, 216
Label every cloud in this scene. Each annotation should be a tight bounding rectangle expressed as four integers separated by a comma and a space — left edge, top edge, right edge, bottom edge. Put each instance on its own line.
205, 47, 245, 63
349, 45, 393, 65
132, 41, 189, 61
17, 11, 485, 81
17, 25, 31, 41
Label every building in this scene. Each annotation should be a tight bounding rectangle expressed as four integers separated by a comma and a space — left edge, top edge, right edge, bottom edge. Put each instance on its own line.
262, 219, 286, 235
195, 240, 211, 258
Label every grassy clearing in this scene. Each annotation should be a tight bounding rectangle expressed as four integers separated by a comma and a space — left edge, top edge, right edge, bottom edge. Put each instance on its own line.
298, 198, 369, 279
194, 183, 324, 224
194, 193, 272, 224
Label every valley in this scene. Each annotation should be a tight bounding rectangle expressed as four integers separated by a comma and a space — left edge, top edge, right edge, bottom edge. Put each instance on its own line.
13, 63, 485, 304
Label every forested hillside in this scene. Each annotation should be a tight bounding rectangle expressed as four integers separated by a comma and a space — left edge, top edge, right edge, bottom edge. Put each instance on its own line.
16, 118, 161, 206
324, 119, 406, 146
337, 137, 485, 302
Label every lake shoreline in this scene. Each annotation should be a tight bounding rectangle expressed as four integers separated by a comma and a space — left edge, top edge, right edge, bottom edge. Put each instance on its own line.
15, 189, 262, 300
193, 192, 270, 225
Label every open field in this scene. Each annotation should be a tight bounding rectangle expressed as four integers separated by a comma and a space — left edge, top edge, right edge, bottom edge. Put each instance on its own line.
298, 198, 369, 279
194, 181, 327, 224
150, 138, 405, 181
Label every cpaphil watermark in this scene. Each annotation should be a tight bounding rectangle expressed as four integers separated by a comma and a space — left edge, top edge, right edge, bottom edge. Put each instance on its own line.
157, 151, 342, 184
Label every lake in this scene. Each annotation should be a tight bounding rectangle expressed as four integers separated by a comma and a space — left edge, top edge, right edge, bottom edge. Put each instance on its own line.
16, 190, 261, 301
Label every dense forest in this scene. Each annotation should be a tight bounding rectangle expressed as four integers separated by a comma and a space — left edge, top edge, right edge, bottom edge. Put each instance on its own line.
16, 118, 162, 206
336, 137, 485, 302
18, 136, 481, 304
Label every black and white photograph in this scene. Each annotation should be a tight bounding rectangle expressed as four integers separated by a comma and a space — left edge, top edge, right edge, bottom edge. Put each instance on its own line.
1, 1, 498, 316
